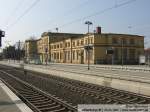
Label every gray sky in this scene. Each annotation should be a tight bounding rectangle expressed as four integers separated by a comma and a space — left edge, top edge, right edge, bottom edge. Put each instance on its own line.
0, 0, 150, 48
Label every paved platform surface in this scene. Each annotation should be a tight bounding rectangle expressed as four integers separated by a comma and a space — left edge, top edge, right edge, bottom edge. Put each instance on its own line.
1, 60, 150, 83
0, 80, 33, 112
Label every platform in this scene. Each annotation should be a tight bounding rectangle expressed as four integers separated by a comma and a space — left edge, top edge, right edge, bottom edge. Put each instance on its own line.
0, 61, 150, 96
0, 80, 33, 112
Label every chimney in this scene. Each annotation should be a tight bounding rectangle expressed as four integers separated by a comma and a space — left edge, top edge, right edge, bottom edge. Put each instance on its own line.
96, 26, 101, 34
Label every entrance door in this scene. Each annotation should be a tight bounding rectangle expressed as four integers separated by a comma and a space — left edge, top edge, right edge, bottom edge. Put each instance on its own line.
80, 50, 84, 64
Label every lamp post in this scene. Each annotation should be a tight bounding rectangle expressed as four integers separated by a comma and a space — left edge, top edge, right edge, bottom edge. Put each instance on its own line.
85, 21, 92, 70
45, 47, 48, 65
121, 38, 124, 66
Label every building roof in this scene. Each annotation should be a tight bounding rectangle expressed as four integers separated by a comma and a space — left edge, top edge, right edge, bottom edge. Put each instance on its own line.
102, 33, 144, 37
35, 32, 144, 44
25, 39, 37, 42
41, 32, 84, 37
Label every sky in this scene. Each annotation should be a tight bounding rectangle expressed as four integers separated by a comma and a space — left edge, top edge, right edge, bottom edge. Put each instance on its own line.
0, 0, 150, 48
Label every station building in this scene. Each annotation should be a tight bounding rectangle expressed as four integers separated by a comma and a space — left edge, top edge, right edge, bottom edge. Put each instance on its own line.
50, 32, 144, 64
25, 28, 144, 65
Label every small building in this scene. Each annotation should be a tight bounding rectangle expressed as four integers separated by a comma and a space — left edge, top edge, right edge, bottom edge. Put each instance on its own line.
24, 39, 37, 63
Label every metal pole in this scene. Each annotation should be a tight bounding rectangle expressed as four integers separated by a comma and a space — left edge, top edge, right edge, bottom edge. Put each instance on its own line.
112, 54, 114, 65
46, 53, 47, 65
45, 48, 48, 65
121, 38, 123, 66
85, 21, 92, 70
88, 24, 90, 70
148, 54, 150, 66
18, 40, 21, 63
112, 47, 114, 65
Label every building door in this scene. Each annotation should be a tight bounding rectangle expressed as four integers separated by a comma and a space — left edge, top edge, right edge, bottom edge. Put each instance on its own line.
63, 51, 66, 63
80, 50, 84, 64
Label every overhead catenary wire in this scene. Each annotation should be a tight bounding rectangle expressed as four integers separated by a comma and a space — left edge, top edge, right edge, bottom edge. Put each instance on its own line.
50, 0, 137, 31
4, 0, 25, 30
61, 0, 91, 17
39, 0, 91, 31
6, 0, 41, 31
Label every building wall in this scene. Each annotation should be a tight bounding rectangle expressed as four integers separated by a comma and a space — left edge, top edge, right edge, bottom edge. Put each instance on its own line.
24, 40, 37, 62
50, 34, 95, 64
37, 33, 83, 64
94, 34, 144, 64
37, 36, 50, 64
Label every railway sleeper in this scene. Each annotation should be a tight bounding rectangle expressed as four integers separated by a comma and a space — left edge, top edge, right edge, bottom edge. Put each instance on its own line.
105, 99, 114, 103
137, 99, 148, 104
36, 102, 58, 109
29, 98, 50, 103
32, 100, 53, 106
115, 94, 127, 98
26, 96, 46, 100
18, 90, 38, 95
23, 94, 44, 98
49, 107, 69, 112
39, 105, 61, 112
127, 97, 141, 103
121, 96, 134, 101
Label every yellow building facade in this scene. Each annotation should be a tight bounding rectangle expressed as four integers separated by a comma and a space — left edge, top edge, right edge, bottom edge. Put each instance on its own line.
93, 33, 144, 64
37, 32, 83, 64
37, 35, 50, 64
34, 32, 144, 64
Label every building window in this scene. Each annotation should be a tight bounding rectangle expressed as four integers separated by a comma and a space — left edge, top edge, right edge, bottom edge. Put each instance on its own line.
77, 40, 80, 46
76, 50, 79, 60
122, 38, 127, 45
130, 39, 135, 45
86, 51, 88, 60
72, 41, 75, 47
81, 39, 84, 45
68, 42, 70, 47
68, 51, 70, 60
64, 51, 67, 61
90, 38, 93, 44
89, 50, 93, 60
123, 48, 127, 60
112, 38, 118, 44
114, 48, 118, 60
57, 52, 59, 59
85, 39, 88, 45
72, 51, 75, 60
65, 43, 67, 47
60, 52, 62, 59
51, 54, 53, 60
54, 53, 56, 59
57, 44, 59, 49
54, 45, 56, 49
60, 43, 62, 48
51, 45, 53, 49
129, 49, 135, 59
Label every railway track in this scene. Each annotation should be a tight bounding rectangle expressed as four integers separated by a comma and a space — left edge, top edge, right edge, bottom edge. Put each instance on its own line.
0, 70, 76, 112
46, 74, 150, 104
0, 65, 150, 108
29, 73, 150, 104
